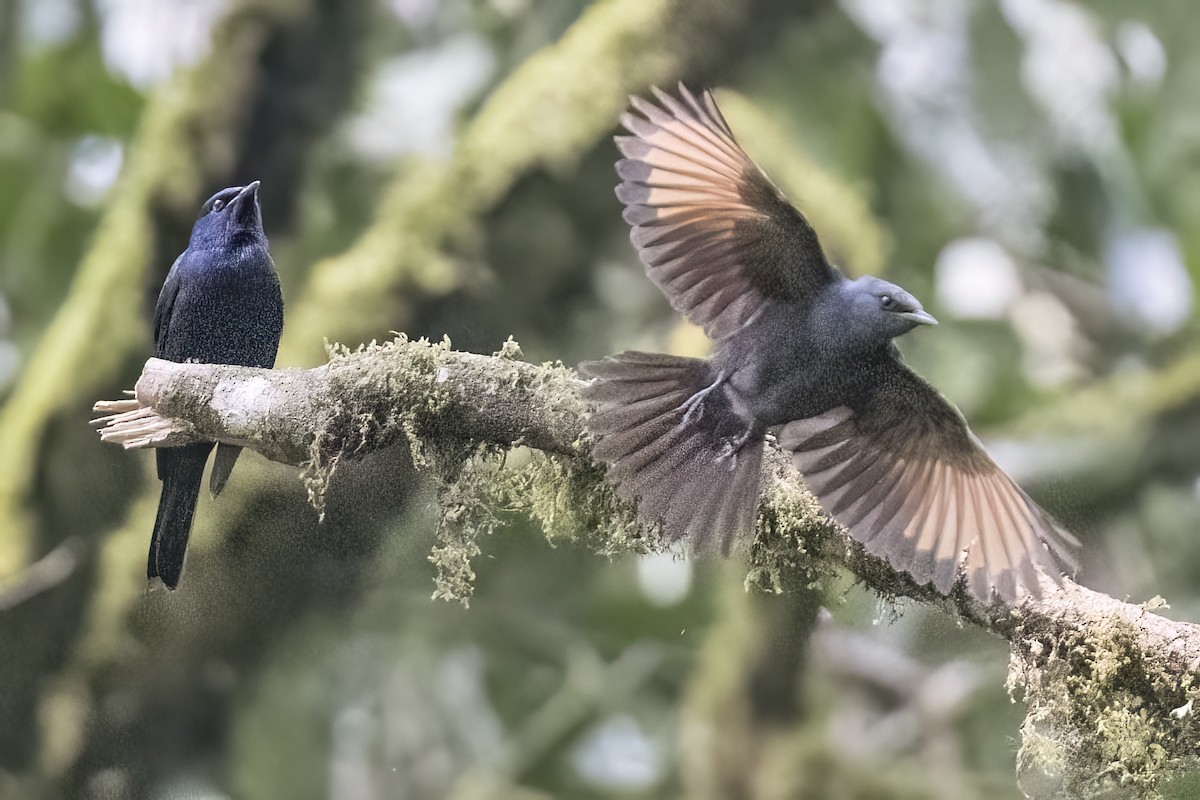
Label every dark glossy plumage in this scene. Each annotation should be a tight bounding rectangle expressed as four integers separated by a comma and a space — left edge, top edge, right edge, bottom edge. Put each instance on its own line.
149, 182, 283, 589
583, 85, 1079, 602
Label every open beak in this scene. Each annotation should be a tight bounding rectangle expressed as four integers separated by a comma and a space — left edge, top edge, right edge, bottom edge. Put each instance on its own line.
898, 309, 938, 326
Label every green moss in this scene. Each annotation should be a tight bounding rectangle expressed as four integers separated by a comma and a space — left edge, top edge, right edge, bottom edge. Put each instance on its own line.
1009, 612, 1200, 798
428, 458, 499, 607
507, 451, 645, 553
314, 334, 490, 604
421, 449, 645, 605
302, 335, 645, 603
301, 334, 457, 516
745, 463, 846, 598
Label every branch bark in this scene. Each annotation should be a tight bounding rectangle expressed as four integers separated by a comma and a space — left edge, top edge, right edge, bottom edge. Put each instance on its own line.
92, 338, 1200, 795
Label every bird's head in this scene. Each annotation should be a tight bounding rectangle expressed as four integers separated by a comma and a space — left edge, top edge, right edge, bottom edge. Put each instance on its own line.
188, 181, 266, 250
842, 276, 937, 345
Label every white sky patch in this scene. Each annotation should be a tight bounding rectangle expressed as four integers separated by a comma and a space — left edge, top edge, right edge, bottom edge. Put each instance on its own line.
329, 706, 378, 800
1106, 228, 1192, 336
636, 551, 692, 607
1009, 290, 1083, 387
96, 0, 228, 89
840, 0, 1051, 253
386, 0, 442, 28
1001, 0, 1120, 155
152, 778, 231, 800
572, 714, 662, 791
20, 0, 82, 48
934, 237, 1023, 320
434, 646, 506, 755
0, 292, 14, 390
488, 0, 531, 18
874, 9, 968, 104
1115, 20, 1167, 89
986, 435, 1111, 484
64, 136, 124, 207
344, 34, 495, 161
375, 646, 505, 790
0, 341, 18, 391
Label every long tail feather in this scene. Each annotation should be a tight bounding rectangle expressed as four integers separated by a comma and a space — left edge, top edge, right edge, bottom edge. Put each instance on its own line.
149, 443, 211, 589
209, 443, 242, 497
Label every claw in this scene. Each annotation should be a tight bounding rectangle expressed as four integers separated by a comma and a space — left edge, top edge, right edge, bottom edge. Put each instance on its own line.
676, 370, 727, 427
717, 428, 755, 469
678, 391, 708, 425
718, 440, 739, 469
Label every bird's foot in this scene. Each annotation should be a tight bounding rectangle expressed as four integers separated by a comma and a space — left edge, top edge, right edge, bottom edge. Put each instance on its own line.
677, 371, 727, 427
716, 428, 755, 470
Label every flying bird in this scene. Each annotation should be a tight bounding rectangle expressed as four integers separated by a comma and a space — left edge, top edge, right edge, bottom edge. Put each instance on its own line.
149, 181, 284, 589
581, 85, 1078, 602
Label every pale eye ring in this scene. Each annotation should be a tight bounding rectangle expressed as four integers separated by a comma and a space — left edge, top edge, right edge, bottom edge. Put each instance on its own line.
212, 198, 226, 212
880, 294, 896, 310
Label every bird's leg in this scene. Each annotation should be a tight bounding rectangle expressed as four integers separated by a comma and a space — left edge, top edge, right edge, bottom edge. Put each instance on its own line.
717, 427, 757, 469
677, 370, 728, 426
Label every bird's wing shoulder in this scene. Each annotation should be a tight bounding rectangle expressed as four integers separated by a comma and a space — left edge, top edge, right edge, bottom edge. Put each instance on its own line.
777, 355, 1079, 602
615, 85, 838, 341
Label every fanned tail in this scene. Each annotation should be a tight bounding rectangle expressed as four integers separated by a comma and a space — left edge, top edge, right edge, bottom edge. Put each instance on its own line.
149, 443, 211, 589
580, 352, 763, 553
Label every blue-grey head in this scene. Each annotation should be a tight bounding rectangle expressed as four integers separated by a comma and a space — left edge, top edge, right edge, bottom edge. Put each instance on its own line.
839, 275, 938, 346
188, 181, 265, 250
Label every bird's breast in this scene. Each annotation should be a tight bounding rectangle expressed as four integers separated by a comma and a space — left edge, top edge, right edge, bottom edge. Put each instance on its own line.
162, 251, 282, 367
717, 315, 839, 428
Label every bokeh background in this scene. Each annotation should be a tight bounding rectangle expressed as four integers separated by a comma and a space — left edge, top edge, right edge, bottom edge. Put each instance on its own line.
1, 0, 1198, 798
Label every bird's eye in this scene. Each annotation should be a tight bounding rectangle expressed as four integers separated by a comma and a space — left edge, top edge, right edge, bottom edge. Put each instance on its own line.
880, 295, 896, 310
211, 199, 226, 212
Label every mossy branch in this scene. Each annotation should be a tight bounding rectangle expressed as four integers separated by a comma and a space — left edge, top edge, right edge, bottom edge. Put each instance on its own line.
92, 338, 1200, 795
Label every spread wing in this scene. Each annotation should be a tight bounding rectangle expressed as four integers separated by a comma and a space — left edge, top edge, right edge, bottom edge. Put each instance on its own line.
615, 84, 838, 342
777, 358, 1079, 602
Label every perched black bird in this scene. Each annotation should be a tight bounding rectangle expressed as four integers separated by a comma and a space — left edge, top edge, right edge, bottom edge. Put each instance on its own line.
149, 181, 283, 589
582, 86, 1079, 602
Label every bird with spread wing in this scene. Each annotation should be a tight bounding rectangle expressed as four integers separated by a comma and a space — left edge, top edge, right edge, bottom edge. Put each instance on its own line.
581, 85, 1079, 602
